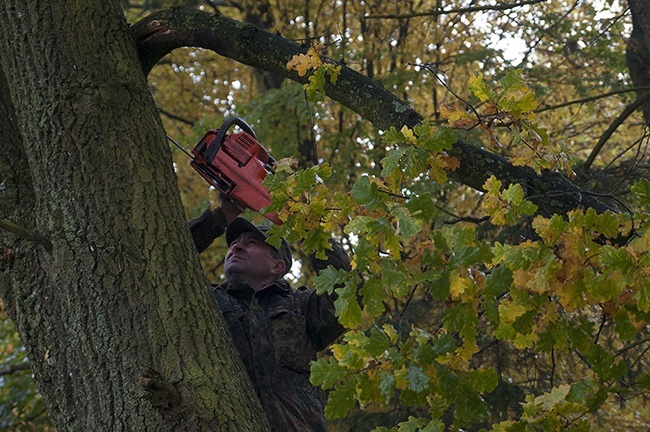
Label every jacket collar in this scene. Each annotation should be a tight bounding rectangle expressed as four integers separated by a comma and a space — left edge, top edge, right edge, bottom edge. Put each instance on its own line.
224, 278, 292, 298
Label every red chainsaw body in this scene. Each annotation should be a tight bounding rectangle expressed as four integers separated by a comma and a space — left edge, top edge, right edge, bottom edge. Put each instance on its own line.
190, 126, 281, 225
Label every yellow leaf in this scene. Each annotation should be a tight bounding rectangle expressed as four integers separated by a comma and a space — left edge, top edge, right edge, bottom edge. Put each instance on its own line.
286, 46, 322, 77
439, 103, 477, 128
513, 331, 538, 349
510, 146, 536, 167
400, 125, 416, 144
394, 366, 409, 390
450, 272, 471, 299
441, 154, 460, 171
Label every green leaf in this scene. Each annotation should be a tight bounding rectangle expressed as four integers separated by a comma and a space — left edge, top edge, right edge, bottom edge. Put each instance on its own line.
567, 317, 595, 352
588, 345, 625, 381
366, 326, 391, 357
382, 266, 408, 297
468, 368, 499, 393
585, 386, 608, 412
567, 378, 598, 403
637, 373, 650, 389
358, 372, 382, 403
631, 177, 650, 206
442, 303, 467, 333
406, 364, 430, 392
397, 416, 428, 432
636, 277, 650, 312
351, 176, 386, 210
353, 237, 375, 269
613, 309, 638, 340
398, 416, 444, 432
325, 378, 357, 419
394, 206, 423, 239
334, 286, 363, 328
381, 148, 406, 178
599, 246, 633, 272
432, 333, 458, 358
310, 356, 348, 389
434, 363, 458, 399
455, 389, 488, 426
360, 277, 388, 316
484, 265, 513, 325
303, 228, 335, 259
584, 209, 622, 238
501, 183, 525, 205
314, 267, 350, 295
377, 369, 396, 400
404, 192, 438, 221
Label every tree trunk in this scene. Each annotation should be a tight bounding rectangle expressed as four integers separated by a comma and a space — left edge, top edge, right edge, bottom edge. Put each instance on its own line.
627, 0, 650, 124
0, 2, 268, 431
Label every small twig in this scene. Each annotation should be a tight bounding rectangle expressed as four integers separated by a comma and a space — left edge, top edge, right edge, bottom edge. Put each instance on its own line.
594, 132, 648, 186
0, 361, 31, 377
422, 64, 482, 122
594, 316, 607, 345
534, 86, 650, 114
396, 284, 420, 322
0, 219, 52, 251
615, 337, 650, 357
437, 205, 490, 225
158, 108, 195, 126
583, 91, 650, 171
549, 348, 556, 389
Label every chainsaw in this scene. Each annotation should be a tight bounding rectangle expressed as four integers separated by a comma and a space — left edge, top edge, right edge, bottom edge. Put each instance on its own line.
180, 117, 281, 225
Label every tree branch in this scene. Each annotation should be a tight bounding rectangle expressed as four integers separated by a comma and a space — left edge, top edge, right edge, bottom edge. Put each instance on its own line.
535, 86, 650, 114
132, 7, 615, 217
364, 0, 548, 19
0, 219, 52, 251
0, 361, 31, 377
158, 108, 195, 126
583, 91, 650, 171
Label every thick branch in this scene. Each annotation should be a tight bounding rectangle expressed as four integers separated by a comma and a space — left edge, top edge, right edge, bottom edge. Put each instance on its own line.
132, 7, 615, 217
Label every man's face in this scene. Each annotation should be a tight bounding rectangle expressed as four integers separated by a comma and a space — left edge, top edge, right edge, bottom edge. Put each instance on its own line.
224, 232, 284, 288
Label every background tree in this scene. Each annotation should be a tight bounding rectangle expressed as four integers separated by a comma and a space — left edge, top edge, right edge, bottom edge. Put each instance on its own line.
1, 0, 649, 431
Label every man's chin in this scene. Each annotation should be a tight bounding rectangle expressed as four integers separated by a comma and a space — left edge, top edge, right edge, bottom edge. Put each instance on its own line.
224, 266, 244, 280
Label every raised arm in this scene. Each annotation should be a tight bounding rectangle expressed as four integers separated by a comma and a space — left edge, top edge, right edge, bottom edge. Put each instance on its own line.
189, 195, 243, 253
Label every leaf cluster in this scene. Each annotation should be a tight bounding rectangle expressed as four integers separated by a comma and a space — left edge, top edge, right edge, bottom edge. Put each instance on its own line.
266, 113, 650, 430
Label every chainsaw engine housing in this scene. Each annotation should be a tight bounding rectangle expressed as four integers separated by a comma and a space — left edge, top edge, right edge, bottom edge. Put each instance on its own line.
190, 118, 281, 224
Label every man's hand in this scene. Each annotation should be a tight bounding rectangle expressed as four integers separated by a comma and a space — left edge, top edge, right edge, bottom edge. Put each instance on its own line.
216, 193, 244, 225
139, 366, 181, 411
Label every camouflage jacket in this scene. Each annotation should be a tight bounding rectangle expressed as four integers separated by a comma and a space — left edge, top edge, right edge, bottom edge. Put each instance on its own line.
190, 209, 345, 431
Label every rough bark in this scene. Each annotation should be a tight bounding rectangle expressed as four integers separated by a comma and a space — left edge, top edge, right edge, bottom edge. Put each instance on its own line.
627, 0, 650, 124
0, 2, 268, 431
132, 7, 616, 217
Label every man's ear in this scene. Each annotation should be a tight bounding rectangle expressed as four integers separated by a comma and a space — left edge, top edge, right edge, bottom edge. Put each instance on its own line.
271, 258, 286, 276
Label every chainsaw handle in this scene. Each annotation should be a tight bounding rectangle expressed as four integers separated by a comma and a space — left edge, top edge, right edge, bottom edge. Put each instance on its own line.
204, 117, 257, 162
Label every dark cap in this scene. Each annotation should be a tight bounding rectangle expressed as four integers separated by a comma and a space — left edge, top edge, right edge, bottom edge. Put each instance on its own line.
225, 217, 293, 275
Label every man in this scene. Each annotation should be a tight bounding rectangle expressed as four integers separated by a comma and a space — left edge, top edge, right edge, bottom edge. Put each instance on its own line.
189, 197, 350, 431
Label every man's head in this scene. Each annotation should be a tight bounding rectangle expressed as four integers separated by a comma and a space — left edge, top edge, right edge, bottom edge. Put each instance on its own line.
224, 218, 292, 289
